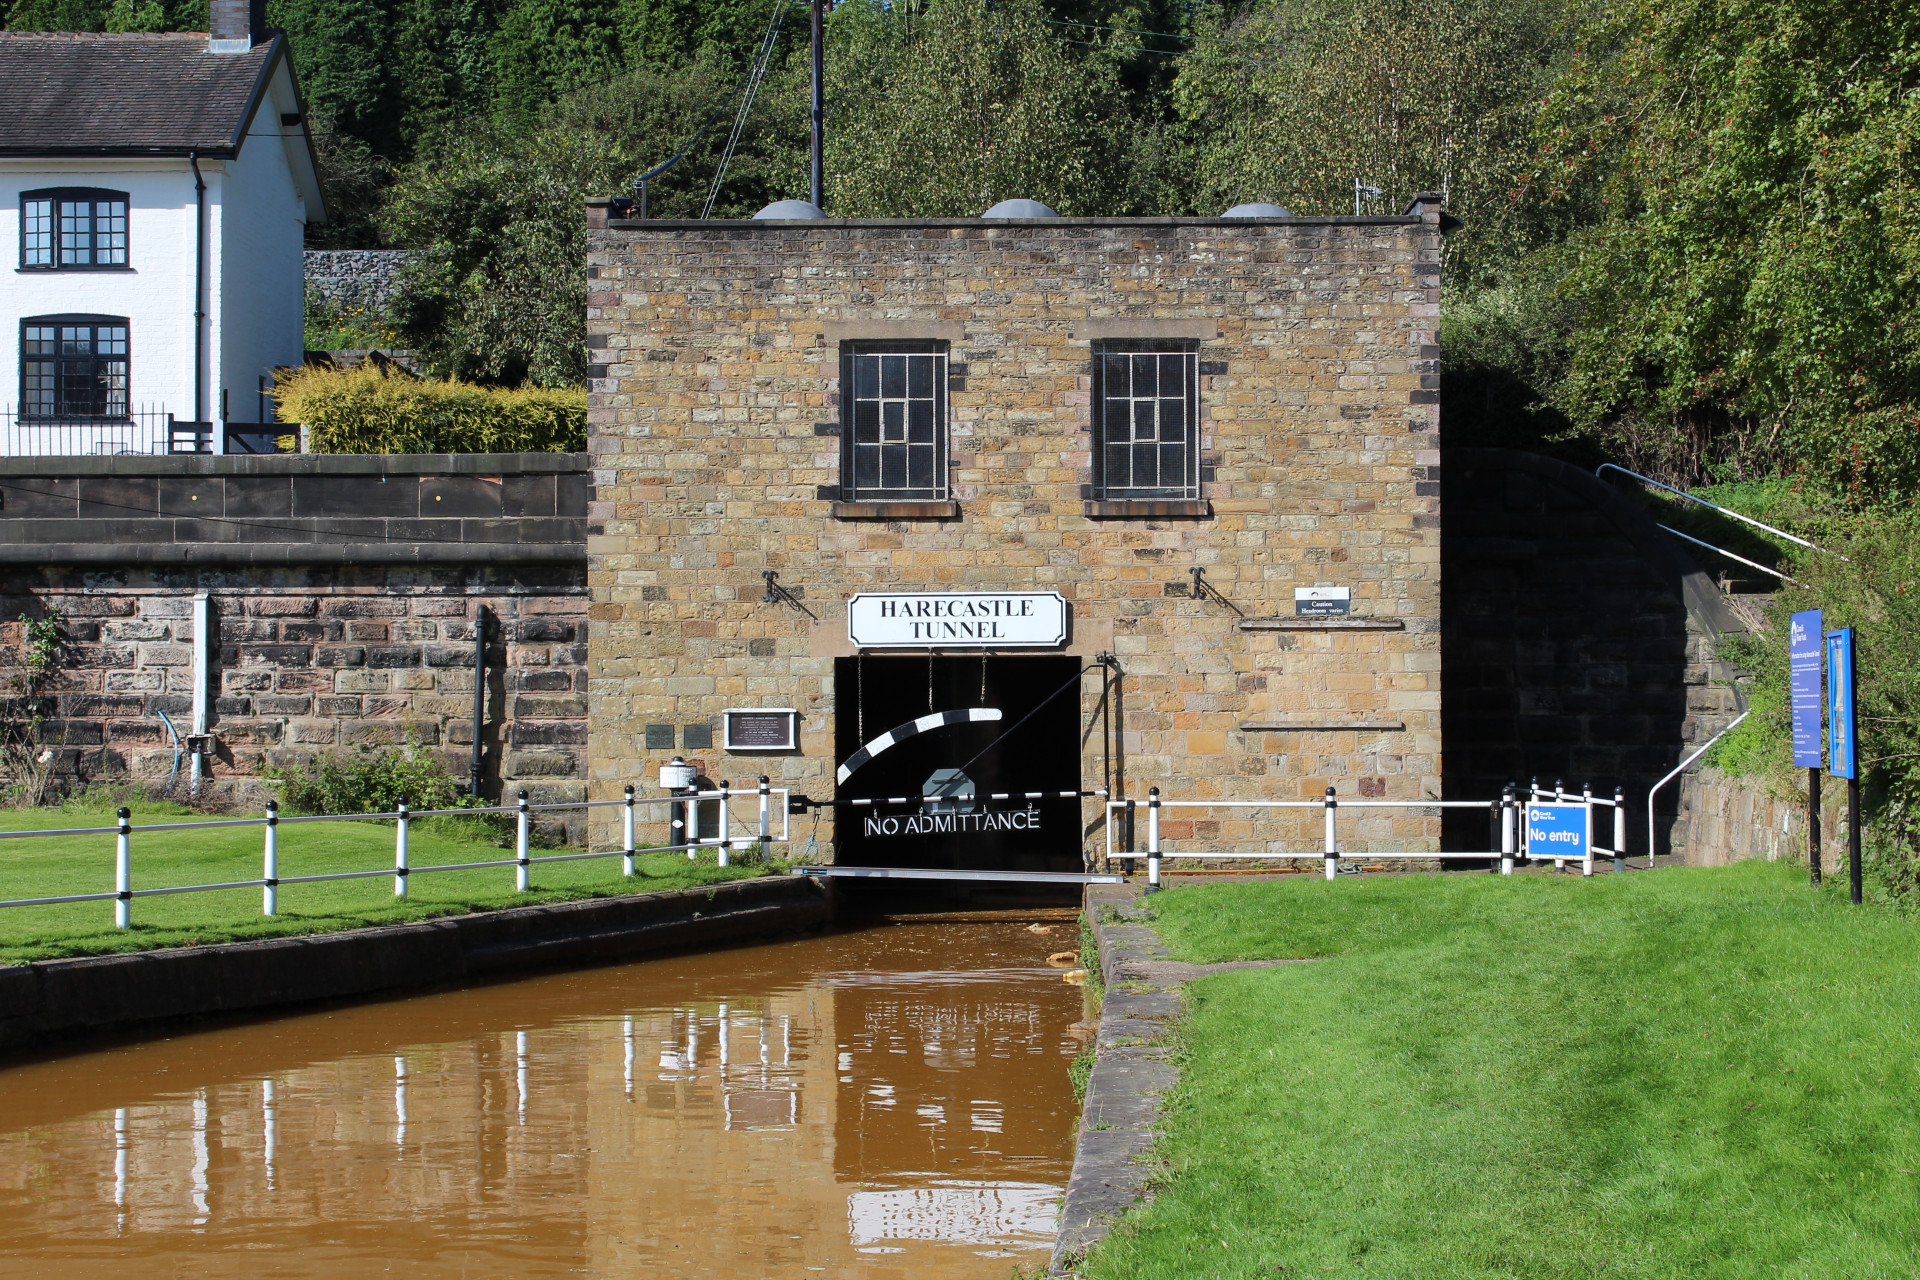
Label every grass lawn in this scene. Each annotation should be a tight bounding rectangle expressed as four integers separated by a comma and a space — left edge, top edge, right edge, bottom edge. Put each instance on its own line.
0, 802, 776, 965
1081, 860, 1920, 1279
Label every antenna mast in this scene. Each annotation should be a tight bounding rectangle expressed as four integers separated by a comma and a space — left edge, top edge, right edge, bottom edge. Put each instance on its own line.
810, 0, 825, 209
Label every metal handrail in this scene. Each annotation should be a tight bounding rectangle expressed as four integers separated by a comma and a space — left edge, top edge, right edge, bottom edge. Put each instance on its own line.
1596, 463, 1842, 558
1658, 524, 1805, 586
1646, 710, 1752, 860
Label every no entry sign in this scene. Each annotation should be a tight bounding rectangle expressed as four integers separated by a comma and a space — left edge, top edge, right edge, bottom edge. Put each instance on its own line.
1525, 802, 1589, 861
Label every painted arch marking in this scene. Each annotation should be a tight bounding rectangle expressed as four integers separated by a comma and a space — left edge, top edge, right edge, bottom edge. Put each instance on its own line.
836, 708, 1003, 785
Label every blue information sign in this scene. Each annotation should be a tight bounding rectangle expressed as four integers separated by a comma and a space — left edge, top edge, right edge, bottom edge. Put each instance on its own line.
1827, 628, 1857, 780
1789, 609, 1824, 768
1525, 803, 1590, 860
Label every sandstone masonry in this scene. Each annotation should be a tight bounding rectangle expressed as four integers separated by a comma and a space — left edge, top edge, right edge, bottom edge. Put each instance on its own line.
584, 206, 1449, 864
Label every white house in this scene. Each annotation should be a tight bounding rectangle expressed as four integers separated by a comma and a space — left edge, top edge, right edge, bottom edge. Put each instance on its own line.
0, 0, 324, 455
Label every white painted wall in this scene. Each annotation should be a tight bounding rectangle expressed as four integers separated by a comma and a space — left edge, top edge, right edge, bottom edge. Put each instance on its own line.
0, 59, 314, 449
0, 160, 200, 423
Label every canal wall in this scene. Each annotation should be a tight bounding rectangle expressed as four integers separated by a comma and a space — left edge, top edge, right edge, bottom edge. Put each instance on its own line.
0, 875, 831, 1053
1053, 883, 1182, 1274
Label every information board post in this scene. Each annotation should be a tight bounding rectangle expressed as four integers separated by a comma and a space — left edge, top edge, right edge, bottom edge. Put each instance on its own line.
1827, 627, 1860, 905
1790, 610, 1824, 885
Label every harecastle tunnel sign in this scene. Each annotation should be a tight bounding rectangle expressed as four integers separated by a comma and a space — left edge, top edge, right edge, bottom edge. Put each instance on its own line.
847, 593, 1068, 649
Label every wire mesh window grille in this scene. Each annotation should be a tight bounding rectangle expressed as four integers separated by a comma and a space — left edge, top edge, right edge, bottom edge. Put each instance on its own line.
1094, 343, 1200, 499
21, 318, 130, 419
841, 342, 948, 501
20, 190, 127, 268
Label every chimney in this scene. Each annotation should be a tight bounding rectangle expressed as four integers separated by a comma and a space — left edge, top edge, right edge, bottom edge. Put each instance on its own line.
208, 0, 265, 53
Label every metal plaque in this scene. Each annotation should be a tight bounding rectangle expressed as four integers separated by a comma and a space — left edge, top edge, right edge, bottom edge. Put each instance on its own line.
1294, 586, 1351, 617
724, 708, 797, 751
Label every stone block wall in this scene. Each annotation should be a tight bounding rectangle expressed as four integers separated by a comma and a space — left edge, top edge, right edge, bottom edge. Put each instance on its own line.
583, 208, 1449, 863
304, 249, 413, 315
0, 455, 591, 820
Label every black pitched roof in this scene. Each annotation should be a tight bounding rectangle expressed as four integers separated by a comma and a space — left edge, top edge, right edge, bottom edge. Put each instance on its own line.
0, 31, 283, 157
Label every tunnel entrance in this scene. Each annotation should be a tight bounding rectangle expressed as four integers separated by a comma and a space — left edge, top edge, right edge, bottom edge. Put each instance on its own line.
833, 655, 1083, 875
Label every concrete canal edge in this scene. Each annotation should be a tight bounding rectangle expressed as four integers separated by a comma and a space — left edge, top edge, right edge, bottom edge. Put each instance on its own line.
0, 875, 832, 1054
1051, 881, 1183, 1275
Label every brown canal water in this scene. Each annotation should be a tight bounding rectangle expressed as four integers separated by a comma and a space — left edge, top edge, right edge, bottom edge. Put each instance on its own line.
0, 922, 1088, 1278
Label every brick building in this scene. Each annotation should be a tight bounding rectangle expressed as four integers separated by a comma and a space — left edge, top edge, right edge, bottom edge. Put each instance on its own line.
583, 201, 1451, 870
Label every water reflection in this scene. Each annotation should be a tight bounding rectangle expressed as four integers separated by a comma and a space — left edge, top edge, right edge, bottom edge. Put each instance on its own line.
0, 923, 1082, 1277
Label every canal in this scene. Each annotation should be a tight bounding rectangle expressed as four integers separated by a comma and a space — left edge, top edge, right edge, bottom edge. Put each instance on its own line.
0, 921, 1087, 1277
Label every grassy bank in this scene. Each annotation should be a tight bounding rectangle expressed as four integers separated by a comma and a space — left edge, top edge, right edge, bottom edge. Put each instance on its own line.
1082, 862, 1920, 1278
0, 802, 775, 964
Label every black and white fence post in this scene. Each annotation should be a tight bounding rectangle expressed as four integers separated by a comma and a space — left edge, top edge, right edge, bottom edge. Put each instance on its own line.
1614, 786, 1627, 874
758, 776, 772, 865
1581, 783, 1595, 878
114, 806, 131, 930
1500, 785, 1515, 876
263, 799, 279, 916
515, 790, 531, 891
622, 784, 637, 877
717, 781, 732, 868
394, 799, 410, 898
1146, 787, 1161, 892
1323, 785, 1339, 881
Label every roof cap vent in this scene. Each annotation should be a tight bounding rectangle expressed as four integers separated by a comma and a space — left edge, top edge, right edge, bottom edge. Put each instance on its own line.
982, 198, 1059, 219
754, 199, 827, 220
1222, 202, 1291, 218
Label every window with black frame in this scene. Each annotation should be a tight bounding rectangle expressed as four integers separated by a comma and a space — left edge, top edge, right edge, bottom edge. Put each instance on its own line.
19, 189, 128, 269
840, 342, 948, 501
21, 317, 130, 419
1094, 342, 1200, 500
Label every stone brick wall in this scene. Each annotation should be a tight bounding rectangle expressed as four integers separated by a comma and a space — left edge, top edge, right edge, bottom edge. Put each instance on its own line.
584, 208, 1448, 863
0, 455, 590, 820
304, 249, 413, 315
1672, 766, 1842, 868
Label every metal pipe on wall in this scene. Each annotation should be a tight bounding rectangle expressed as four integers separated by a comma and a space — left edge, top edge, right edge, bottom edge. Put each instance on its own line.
469, 604, 488, 798
189, 590, 210, 799
188, 153, 210, 448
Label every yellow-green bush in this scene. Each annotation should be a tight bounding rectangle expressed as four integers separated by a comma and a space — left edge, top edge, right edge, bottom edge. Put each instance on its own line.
271, 365, 585, 454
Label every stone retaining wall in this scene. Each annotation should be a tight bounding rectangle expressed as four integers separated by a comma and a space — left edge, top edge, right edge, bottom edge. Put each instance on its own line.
1673, 765, 1847, 868
305, 248, 413, 314
0, 455, 589, 811
0, 875, 830, 1052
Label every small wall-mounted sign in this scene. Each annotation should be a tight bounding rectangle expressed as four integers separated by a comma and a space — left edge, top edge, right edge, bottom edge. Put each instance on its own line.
1294, 586, 1351, 617
848, 592, 1068, 649
723, 708, 798, 751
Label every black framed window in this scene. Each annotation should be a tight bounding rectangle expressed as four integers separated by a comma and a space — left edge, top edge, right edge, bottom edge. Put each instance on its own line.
1094, 342, 1199, 499
840, 342, 948, 501
21, 317, 130, 419
20, 189, 128, 269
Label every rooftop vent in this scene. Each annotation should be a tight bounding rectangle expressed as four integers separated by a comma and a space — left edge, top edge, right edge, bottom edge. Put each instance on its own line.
1222, 202, 1292, 218
754, 199, 827, 220
982, 199, 1059, 219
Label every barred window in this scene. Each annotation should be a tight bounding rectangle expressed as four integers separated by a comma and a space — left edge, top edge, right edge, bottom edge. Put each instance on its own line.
1095, 343, 1199, 500
841, 342, 948, 501
20, 189, 128, 269
21, 317, 130, 419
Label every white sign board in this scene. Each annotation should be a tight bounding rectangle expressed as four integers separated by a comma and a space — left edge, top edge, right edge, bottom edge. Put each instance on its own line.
848, 592, 1067, 649
1294, 586, 1351, 617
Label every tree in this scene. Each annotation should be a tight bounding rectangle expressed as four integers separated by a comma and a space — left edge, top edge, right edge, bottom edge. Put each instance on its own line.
489, 0, 625, 124
822, 0, 1139, 217
1530, 0, 1920, 497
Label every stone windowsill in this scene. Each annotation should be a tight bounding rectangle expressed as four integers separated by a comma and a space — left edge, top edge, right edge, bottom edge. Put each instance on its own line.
830, 500, 960, 520
1240, 720, 1407, 732
1239, 617, 1406, 631
1082, 499, 1212, 519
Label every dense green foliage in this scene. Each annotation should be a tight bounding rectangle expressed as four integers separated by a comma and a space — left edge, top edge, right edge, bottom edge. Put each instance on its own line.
1081, 864, 1920, 1276
0, 800, 771, 963
264, 742, 469, 815
271, 364, 587, 450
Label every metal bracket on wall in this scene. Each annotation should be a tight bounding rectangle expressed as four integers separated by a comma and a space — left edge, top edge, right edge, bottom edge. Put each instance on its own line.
761, 571, 817, 621
1185, 567, 1245, 616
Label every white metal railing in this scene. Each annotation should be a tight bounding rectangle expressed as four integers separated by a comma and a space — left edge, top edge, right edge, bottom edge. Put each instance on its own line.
1596, 463, 1841, 558
1646, 710, 1751, 861
1106, 780, 1629, 889
0, 779, 791, 930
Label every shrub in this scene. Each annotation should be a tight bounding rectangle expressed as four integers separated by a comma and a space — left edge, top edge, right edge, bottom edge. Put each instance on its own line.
265, 743, 467, 816
270, 364, 585, 454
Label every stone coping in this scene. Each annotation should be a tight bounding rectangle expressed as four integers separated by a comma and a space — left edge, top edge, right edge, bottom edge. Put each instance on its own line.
0, 453, 588, 477
0, 875, 829, 1054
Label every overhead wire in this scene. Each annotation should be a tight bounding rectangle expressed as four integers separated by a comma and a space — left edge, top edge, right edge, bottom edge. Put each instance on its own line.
703, 0, 796, 218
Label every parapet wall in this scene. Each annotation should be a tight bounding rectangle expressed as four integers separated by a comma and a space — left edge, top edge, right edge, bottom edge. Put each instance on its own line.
0, 454, 589, 809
